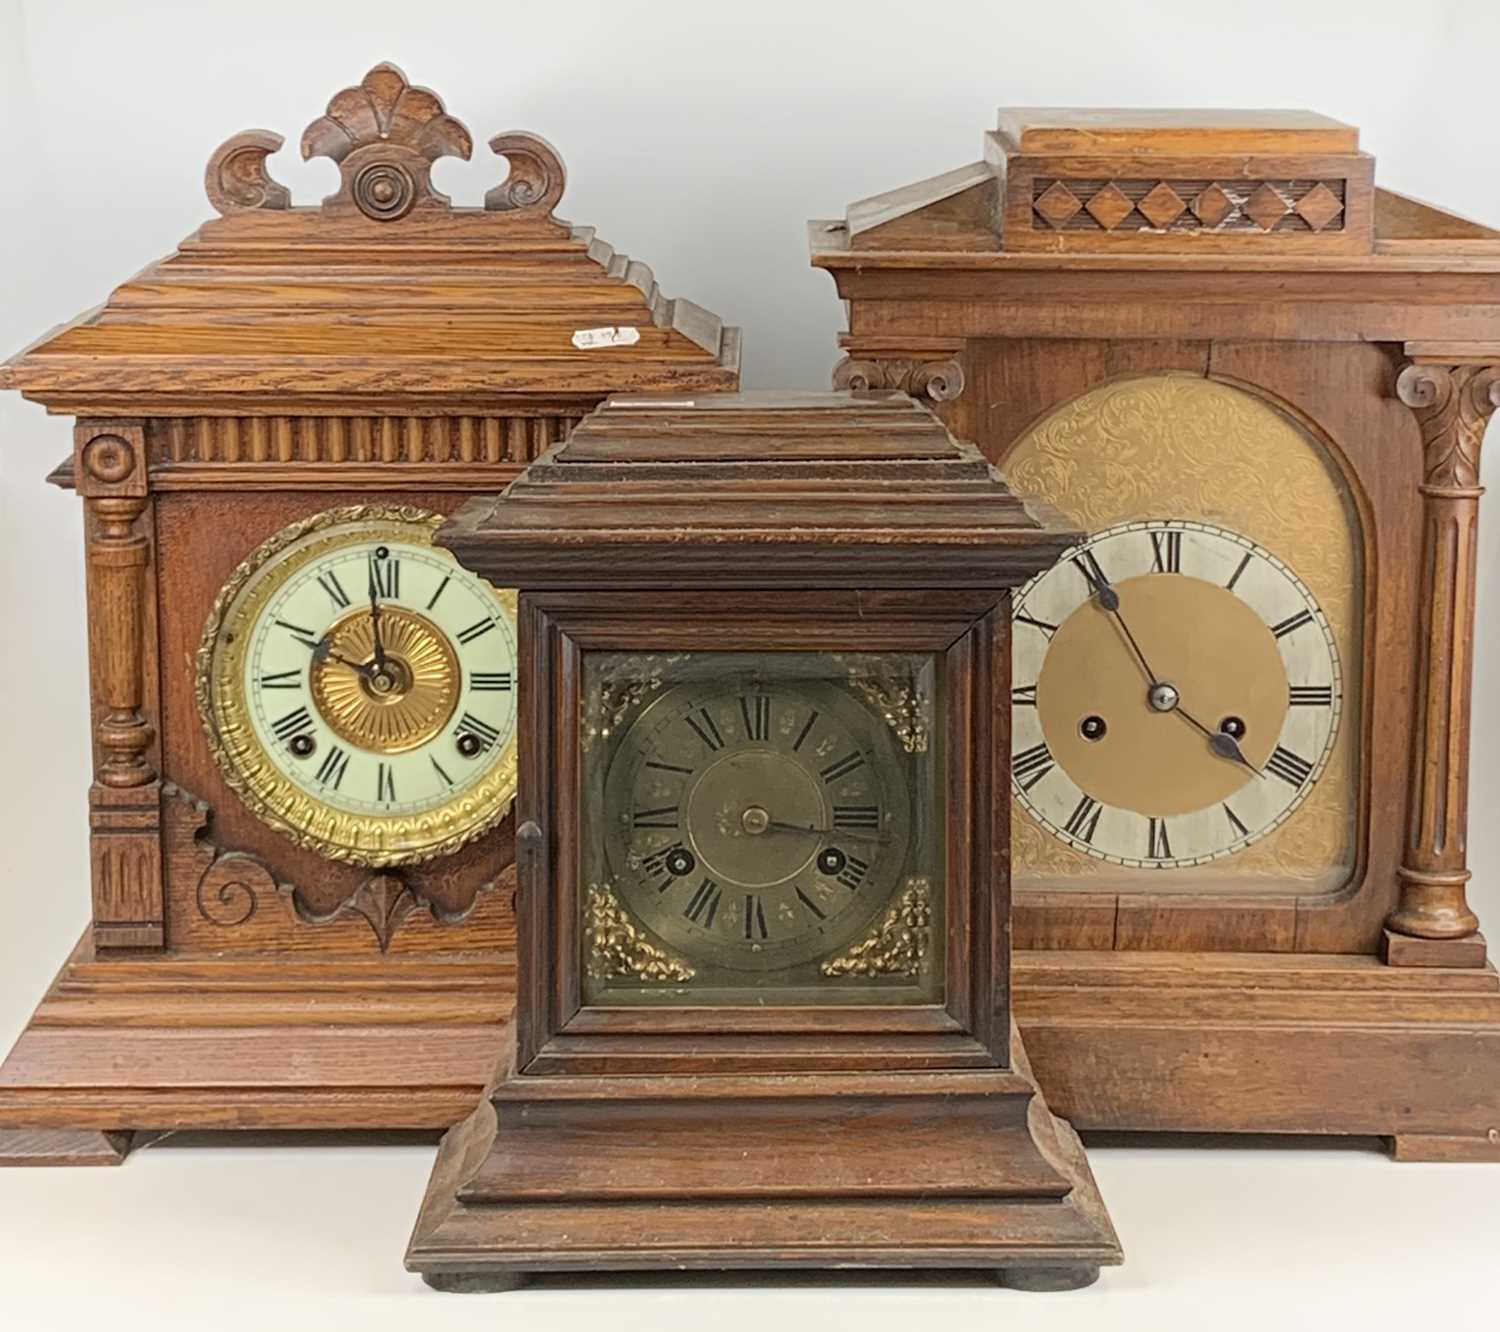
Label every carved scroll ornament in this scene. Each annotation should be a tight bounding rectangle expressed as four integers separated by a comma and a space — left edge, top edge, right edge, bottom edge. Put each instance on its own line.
205, 62, 567, 224
165, 784, 496, 952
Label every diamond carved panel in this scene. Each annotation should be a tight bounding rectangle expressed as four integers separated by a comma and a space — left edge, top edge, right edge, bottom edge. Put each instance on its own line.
1083, 182, 1135, 230
1137, 182, 1187, 229
1243, 183, 1291, 231
1295, 182, 1345, 232
1034, 181, 1083, 228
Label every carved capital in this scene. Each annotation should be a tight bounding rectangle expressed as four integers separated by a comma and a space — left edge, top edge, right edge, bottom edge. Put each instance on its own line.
833, 355, 966, 403
1395, 361, 1500, 494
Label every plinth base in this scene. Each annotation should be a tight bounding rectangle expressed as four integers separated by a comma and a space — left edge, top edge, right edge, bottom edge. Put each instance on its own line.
0, 932, 512, 1163
405, 1023, 1122, 1288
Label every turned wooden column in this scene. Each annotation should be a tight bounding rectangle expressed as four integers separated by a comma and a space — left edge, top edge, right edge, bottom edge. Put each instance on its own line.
1388, 361, 1500, 947
74, 423, 164, 949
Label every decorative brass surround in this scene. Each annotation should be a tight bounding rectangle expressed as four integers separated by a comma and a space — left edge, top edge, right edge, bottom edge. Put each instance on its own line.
821, 879, 932, 978
196, 504, 518, 867
840, 659, 932, 754
584, 883, 696, 983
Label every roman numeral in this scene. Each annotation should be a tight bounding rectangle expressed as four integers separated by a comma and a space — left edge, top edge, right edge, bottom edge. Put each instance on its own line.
430, 755, 454, 787
820, 752, 865, 783
832, 805, 880, 830
276, 619, 320, 650
632, 806, 680, 829
1072, 548, 1111, 596
1016, 611, 1058, 639
470, 672, 512, 691
792, 710, 819, 752
425, 575, 451, 611
257, 669, 302, 690
1265, 745, 1314, 788
457, 618, 495, 645
795, 887, 827, 920
1224, 803, 1250, 837
316, 570, 351, 608
684, 708, 724, 752
1289, 685, 1333, 707
1147, 817, 1172, 860
370, 553, 400, 599
1063, 794, 1102, 843
376, 763, 397, 804
836, 855, 870, 892
1150, 529, 1183, 573
315, 746, 350, 790
455, 712, 501, 753
743, 894, 769, 941
1012, 684, 1038, 707
271, 706, 315, 744
683, 878, 722, 927
1226, 551, 1253, 591
1013, 742, 1054, 791
645, 759, 694, 775
1271, 609, 1314, 639
740, 694, 772, 742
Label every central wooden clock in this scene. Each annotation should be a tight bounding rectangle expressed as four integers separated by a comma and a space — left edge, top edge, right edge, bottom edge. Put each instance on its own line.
0, 60, 739, 1164
811, 107, 1500, 1158
404, 392, 1121, 1289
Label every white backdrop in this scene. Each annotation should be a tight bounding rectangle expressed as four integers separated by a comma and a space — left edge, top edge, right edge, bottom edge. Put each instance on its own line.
1, 2, 1497, 1328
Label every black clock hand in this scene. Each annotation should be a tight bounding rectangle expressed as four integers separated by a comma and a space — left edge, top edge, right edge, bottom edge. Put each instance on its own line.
310, 635, 377, 680
1085, 572, 1165, 689
367, 556, 387, 669
1171, 704, 1263, 775
764, 819, 891, 845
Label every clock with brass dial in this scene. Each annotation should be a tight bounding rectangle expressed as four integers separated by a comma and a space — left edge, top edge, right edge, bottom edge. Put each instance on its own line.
1012, 519, 1342, 870
581, 651, 944, 1006
198, 505, 519, 866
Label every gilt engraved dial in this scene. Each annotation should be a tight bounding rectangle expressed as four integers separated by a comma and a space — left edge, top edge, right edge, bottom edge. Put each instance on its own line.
1011, 520, 1342, 869
198, 506, 519, 866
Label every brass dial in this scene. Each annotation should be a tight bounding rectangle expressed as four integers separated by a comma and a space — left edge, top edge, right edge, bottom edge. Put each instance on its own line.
1012, 520, 1342, 869
602, 678, 912, 973
197, 505, 519, 866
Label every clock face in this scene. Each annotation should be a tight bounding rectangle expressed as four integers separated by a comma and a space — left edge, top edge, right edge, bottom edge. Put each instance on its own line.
579, 653, 944, 1005
198, 505, 519, 866
1011, 520, 1342, 869
1003, 374, 1363, 896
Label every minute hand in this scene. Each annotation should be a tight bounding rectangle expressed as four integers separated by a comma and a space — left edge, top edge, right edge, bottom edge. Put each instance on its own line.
764, 819, 890, 845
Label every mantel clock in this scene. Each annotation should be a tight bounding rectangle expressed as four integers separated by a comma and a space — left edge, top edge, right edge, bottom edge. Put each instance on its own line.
811, 107, 1500, 1159
0, 61, 739, 1165
404, 392, 1122, 1288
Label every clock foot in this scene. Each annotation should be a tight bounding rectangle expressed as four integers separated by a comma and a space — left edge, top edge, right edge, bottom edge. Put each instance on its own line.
995, 1263, 1100, 1292
1388, 1132, 1500, 1163
422, 1269, 530, 1293
0, 1129, 134, 1167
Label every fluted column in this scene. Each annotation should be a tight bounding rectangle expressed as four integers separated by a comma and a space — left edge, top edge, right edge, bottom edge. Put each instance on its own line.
1389, 362, 1500, 943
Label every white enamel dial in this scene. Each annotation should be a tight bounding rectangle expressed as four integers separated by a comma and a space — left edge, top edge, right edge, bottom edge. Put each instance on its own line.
200, 507, 520, 866
1011, 519, 1342, 869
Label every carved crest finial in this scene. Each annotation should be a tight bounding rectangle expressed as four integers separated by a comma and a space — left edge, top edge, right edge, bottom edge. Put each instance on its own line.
301, 61, 473, 220
203, 62, 570, 224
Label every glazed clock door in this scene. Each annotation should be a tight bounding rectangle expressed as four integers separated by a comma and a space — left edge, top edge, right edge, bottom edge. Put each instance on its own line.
1003, 373, 1363, 898
577, 651, 945, 1007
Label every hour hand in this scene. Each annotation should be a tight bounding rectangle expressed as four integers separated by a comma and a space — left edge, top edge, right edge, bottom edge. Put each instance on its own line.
312, 635, 374, 678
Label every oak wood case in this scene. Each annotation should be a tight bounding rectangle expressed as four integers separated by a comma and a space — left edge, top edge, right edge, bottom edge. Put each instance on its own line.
0, 62, 739, 1164
811, 108, 1500, 1158
405, 393, 1121, 1286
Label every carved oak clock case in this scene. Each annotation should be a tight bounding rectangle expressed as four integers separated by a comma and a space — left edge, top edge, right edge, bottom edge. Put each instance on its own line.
0, 62, 738, 1165
812, 108, 1500, 1158
404, 392, 1121, 1288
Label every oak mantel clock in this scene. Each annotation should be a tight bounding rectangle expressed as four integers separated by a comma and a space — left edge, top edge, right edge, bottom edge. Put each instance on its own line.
404, 392, 1122, 1288
0, 61, 739, 1165
811, 107, 1500, 1159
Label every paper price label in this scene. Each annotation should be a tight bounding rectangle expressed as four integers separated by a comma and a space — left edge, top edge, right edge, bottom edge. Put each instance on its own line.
572, 325, 642, 350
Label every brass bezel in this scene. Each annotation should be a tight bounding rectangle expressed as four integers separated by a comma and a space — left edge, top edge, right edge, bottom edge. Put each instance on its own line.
195, 504, 519, 867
